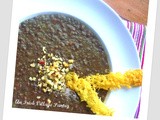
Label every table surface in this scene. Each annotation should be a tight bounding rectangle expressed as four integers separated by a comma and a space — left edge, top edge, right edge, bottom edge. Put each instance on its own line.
104, 0, 149, 25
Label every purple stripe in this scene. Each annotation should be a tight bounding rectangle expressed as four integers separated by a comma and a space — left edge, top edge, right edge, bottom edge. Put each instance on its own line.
135, 23, 139, 48
132, 23, 136, 41
127, 21, 129, 29
134, 98, 141, 118
141, 41, 146, 69
137, 25, 144, 52
137, 24, 143, 51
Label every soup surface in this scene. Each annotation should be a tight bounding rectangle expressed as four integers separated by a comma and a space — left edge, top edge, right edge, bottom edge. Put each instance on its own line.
12, 13, 111, 114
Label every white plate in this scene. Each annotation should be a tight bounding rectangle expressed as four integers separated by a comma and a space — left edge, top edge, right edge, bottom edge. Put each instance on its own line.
15, 0, 141, 118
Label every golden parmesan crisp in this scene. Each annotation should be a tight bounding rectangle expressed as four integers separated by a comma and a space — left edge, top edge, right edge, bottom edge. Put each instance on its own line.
65, 69, 142, 116
85, 69, 142, 90
65, 72, 114, 116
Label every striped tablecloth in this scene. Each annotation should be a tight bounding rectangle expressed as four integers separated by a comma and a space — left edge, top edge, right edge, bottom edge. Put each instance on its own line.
122, 19, 146, 118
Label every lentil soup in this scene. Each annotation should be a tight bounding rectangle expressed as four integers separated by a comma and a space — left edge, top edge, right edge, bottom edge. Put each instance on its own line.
12, 13, 111, 114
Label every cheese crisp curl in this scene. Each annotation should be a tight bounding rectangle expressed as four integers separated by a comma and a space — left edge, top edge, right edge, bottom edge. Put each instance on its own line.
85, 69, 142, 90
65, 72, 114, 116
65, 69, 142, 116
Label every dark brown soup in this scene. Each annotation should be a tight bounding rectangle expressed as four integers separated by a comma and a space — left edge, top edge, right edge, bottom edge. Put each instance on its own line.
12, 13, 111, 114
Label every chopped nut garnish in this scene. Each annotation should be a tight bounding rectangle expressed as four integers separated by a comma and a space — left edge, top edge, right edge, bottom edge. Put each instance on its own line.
47, 98, 52, 104
30, 63, 36, 67
63, 62, 69, 67
29, 77, 32, 81
42, 88, 47, 93
46, 80, 54, 87
36, 96, 41, 99
68, 59, 74, 64
65, 68, 69, 72
32, 77, 36, 81
29, 77, 36, 81
29, 47, 74, 93
38, 82, 42, 88
42, 47, 47, 54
